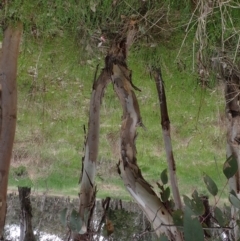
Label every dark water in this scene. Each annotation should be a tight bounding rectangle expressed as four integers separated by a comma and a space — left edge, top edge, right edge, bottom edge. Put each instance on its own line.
4, 193, 158, 241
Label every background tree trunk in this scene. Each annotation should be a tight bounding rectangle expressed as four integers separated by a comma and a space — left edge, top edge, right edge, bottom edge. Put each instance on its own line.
0, 23, 22, 238
18, 187, 36, 241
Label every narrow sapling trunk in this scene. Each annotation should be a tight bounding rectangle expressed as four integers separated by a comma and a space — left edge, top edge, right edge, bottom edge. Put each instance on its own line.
74, 69, 111, 239
0, 23, 22, 238
153, 68, 182, 210
111, 41, 183, 240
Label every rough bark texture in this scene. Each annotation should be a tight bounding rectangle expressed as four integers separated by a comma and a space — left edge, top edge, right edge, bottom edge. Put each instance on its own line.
0, 23, 22, 238
111, 41, 183, 240
18, 187, 36, 241
154, 68, 182, 210
222, 57, 240, 240
74, 69, 111, 239
76, 27, 183, 238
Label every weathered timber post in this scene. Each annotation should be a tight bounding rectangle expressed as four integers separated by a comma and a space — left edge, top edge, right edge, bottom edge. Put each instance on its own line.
0, 23, 22, 238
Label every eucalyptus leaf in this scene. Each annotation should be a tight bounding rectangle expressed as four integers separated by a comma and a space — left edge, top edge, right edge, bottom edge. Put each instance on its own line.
214, 206, 225, 227
159, 235, 169, 241
59, 208, 68, 227
223, 155, 238, 179
160, 168, 168, 185
203, 174, 218, 196
184, 206, 204, 241
229, 193, 240, 209
183, 195, 192, 208
224, 203, 231, 221
191, 190, 205, 216
69, 209, 83, 232
172, 209, 184, 227
161, 187, 170, 202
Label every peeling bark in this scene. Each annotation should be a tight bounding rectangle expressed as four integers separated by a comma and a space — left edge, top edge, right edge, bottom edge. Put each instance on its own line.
0, 23, 22, 238
77, 29, 183, 238
74, 68, 111, 239
153, 68, 182, 210
111, 41, 183, 240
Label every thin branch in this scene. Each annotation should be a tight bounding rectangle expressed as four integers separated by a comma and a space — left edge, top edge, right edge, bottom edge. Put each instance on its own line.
154, 68, 182, 210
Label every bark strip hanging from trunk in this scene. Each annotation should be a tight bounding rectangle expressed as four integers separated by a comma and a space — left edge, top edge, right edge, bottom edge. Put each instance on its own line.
153, 68, 182, 211
111, 41, 183, 240
18, 187, 36, 241
74, 68, 111, 238
0, 23, 22, 238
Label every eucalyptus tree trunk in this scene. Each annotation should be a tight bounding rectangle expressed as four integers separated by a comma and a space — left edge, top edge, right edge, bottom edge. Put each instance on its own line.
111, 41, 183, 241
153, 68, 182, 210
76, 24, 183, 238
0, 23, 22, 238
74, 22, 138, 240
73, 69, 111, 239
223, 58, 240, 240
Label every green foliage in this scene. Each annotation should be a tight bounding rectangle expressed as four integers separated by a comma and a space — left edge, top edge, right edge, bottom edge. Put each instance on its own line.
2, 1, 240, 239
203, 174, 218, 196
161, 187, 170, 202
69, 209, 83, 233
213, 206, 225, 227
191, 190, 205, 216
223, 155, 238, 179
59, 208, 68, 227
229, 190, 240, 209
183, 206, 204, 241
172, 209, 184, 227
157, 170, 173, 207
160, 168, 168, 185
159, 235, 169, 241
13, 165, 27, 177
183, 191, 204, 216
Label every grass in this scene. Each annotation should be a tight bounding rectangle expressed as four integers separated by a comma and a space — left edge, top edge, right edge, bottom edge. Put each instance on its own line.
7, 31, 229, 204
